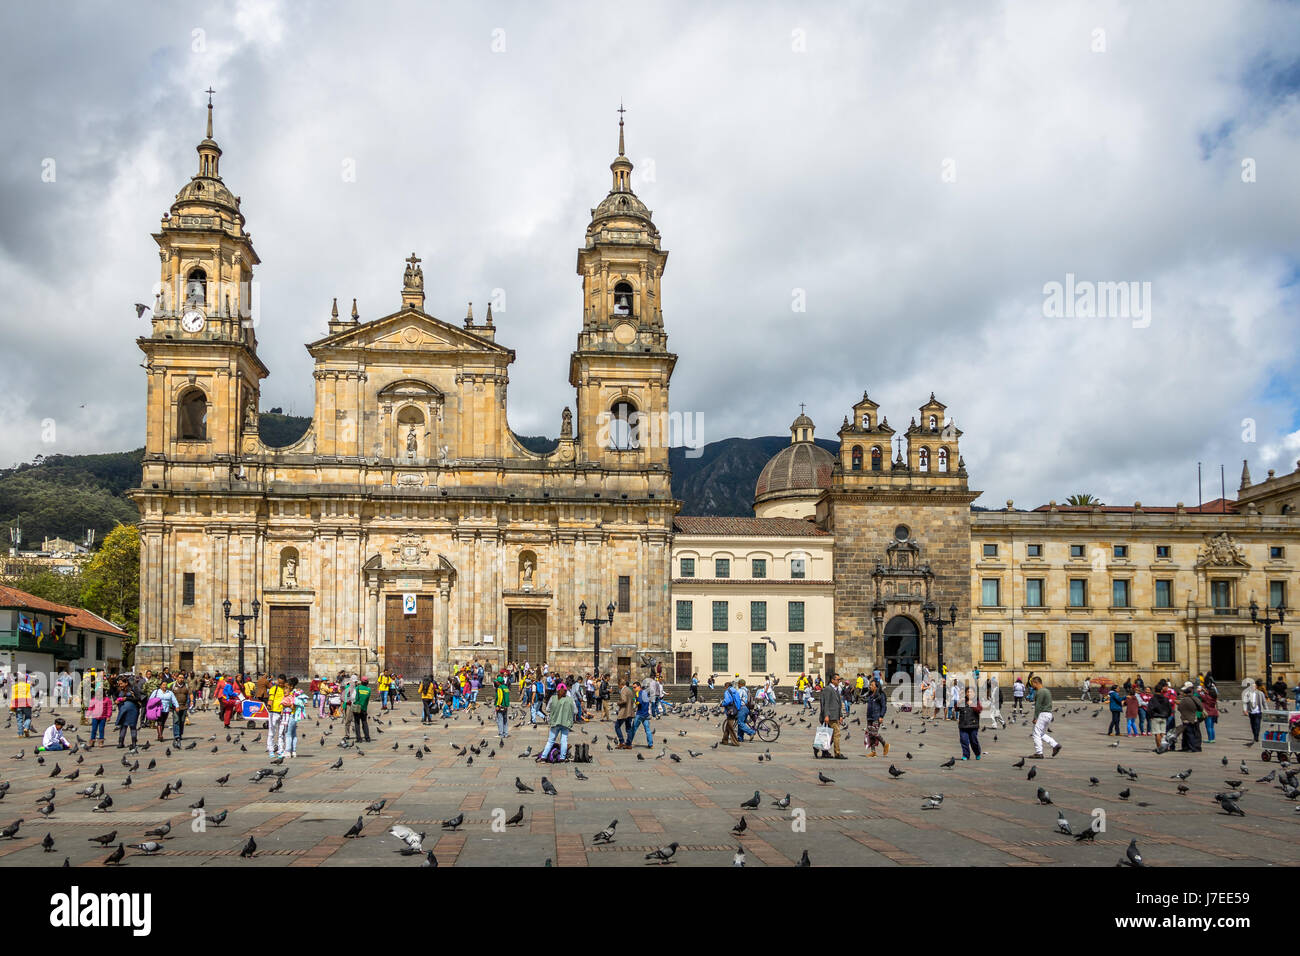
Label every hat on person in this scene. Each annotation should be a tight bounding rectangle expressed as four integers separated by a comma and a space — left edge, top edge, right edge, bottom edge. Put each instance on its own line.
557, 682, 567, 692
1181, 681, 1194, 691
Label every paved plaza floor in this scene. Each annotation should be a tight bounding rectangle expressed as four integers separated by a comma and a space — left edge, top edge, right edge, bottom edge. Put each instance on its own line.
0, 696, 1294, 867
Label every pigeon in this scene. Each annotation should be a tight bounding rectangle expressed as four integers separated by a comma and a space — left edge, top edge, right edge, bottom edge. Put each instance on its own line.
1177, 784, 1190, 795
887, 764, 905, 778
146, 759, 155, 770
1216, 794, 1245, 816
388, 824, 425, 851
644, 842, 679, 864
216, 774, 229, 787
796, 849, 811, 867
1036, 787, 1053, 805
420, 850, 438, 867
441, 812, 464, 831
1257, 770, 1276, 784
38, 802, 54, 818
1075, 823, 1098, 842
740, 790, 760, 809
593, 819, 618, 844
1089, 777, 1100, 787
1056, 812, 1072, 834
330, 758, 343, 770
159, 783, 173, 800
103, 842, 125, 865
1121, 838, 1145, 867
1240, 761, 1250, 776
365, 799, 387, 815
240, 836, 257, 858
1171, 769, 1193, 781
63, 769, 79, 782
921, 795, 943, 810
940, 756, 956, 769
268, 778, 283, 793
515, 778, 534, 793
210, 810, 228, 827
42, 832, 54, 852
36, 788, 55, 804
1224, 780, 1242, 789
48, 763, 61, 778
732, 815, 748, 835
818, 771, 835, 785
504, 805, 525, 827
93, 794, 113, 812
128, 841, 162, 855
1027, 765, 1038, 781
772, 793, 792, 809
88, 830, 117, 846
1, 818, 23, 839
1222, 755, 1229, 767
1119, 788, 1131, 800
541, 777, 558, 796
143, 820, 171, 839
343, 816, 364, 838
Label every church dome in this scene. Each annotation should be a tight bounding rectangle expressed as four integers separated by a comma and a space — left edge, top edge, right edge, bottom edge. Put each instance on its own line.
755, 440, 834, 499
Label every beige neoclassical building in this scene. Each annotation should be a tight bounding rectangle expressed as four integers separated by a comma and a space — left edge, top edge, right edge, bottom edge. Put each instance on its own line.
132, 101, 676, 678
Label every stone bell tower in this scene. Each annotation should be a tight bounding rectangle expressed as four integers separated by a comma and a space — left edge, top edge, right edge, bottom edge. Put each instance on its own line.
569, 106, 676, 468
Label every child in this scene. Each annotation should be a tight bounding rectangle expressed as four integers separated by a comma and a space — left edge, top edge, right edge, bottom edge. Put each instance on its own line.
1124, 689, 1139, 736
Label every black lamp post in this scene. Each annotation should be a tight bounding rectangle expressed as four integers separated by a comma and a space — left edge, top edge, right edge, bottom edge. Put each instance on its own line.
222, 597, 261, 677
922, 599, 958, 676
1249, 598, 1285, 698
579, 600, 616, 676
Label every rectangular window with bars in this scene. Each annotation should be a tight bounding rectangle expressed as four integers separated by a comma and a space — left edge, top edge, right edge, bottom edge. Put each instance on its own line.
750, 601, 767, 631
618, 575, 631, 613
1113, 632, 1132, 663
715, 558, 730, 579
675, 600, 692, 631
680, 557, 695, 578
712, 643, 728, 671
751, 558, 766, 579
1025, 578, 1044, 607
1156, 632, 1175, 662
982, 632, 1001, 661
712, 601, 729, 631
751, 642, 766, 672
1155, 579, 1172, 608
182, 572, 195, 607
1026, 632, 1045, 662
788, 601, 805, 632
1070, 632, 1090, 663
789, 643, 805, 672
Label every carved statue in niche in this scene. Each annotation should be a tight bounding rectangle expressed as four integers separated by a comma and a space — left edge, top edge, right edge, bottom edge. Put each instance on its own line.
406, 425, 418, 456
521, 559, 534, 590
281, 558, 297, 589
561, 407, 573, 439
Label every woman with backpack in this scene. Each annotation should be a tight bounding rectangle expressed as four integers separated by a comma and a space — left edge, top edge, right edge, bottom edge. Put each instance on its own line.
1197, 678, 1220, 743
538, 682, 576, 762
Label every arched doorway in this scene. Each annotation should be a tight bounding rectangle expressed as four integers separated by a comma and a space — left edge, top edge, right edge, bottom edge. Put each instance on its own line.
884, 615, 920, 680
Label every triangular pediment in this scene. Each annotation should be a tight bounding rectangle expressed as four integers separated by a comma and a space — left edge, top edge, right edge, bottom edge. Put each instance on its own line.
307, 308, 511, 355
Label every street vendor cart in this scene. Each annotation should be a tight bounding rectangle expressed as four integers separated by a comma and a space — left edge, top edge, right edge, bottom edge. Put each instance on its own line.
1259, 708, 1299, 761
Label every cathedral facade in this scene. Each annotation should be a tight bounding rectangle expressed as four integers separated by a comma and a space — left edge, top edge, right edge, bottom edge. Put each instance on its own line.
131, 101, 676, 678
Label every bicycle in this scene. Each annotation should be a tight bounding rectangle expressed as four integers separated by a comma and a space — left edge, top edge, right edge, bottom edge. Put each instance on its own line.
752, 708, 781, 743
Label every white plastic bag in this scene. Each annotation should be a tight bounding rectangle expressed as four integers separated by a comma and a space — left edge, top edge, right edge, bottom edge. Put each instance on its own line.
813, 724, 833, 751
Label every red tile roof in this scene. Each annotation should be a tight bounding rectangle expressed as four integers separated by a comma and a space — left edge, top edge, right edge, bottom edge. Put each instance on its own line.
0, 585, 72, 615
0, 585, 127, 636
673, 516, 829, 536
1028, 498, 1237, 514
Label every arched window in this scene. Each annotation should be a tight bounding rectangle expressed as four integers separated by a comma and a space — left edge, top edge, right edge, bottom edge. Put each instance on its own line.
861, 413, 870, 429
937, 447, 949, 472
918, 447, 930, 472
928, 414, 938, 431
613, 281, 634, 317
871, 446, 883, 471
177, 388, 207, 441
851, 445, 863, 471
608, 399, 639, 450
185, 268, 207, 308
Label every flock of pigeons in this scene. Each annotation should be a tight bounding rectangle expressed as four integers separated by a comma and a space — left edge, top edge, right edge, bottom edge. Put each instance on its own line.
0, 691, 1288, 867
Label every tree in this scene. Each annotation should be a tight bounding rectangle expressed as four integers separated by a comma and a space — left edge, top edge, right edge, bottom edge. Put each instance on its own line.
9, 567, 84, 607
80, 523, 140, 641
1066, 493, 1103, 506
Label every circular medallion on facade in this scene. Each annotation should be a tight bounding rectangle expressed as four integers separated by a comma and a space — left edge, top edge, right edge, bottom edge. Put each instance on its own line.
894, 524, 910, 541
402, 327, 420, 344
613, 322, 636, 345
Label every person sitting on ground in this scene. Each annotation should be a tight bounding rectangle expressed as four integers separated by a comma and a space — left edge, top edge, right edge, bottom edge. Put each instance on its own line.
40, 717, 70, 752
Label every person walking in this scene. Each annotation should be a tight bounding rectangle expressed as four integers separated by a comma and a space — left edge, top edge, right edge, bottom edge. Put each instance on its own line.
351, 677, 373, 743
539, 682, 576, 761
1166, 682, 1203, 753
419, 675, 437, 723
114, 676, 141, 749
171, 674, 190, 742
1029, 676, 1060, 758
86, 674, 112, 749
1243, 678, 1265, 744
719, 681, 741, 746
956, 688, 982, 760
864, 677, 889, 757
689, 671, 699, 703
1106, 682, 1124, 736
218, 675, 242, 728
735, 680, 756, 742
494, 675, 511, 742
10, 672, 34, 738
1123, 688, 1139, 736
266, 675, 288, 758
818, 673, 846, 759
614, 676, 635, 748
284, 677, 308, 757
1197, 679, 1219, 743
1012, 676, 1025, 713
628, 680, 655, 748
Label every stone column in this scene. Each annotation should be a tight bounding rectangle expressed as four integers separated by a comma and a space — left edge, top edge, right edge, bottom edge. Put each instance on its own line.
366, 584, 379, 662
438, 580, 451, 672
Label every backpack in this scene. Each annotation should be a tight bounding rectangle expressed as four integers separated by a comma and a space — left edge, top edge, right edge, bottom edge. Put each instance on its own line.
545, 743, 563, 763
145, 693, 164, 721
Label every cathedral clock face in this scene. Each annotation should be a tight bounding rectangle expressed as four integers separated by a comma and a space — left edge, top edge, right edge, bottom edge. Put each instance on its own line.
181, 309, 206, 333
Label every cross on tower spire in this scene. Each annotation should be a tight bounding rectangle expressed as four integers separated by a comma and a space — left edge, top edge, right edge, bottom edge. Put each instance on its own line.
617, 100, 626, 156
204, 87, 215, 139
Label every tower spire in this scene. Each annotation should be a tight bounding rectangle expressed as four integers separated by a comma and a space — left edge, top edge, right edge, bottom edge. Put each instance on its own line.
610, 102, 633, 193
617, 100, 626, 156
205, 86, 215, 139
196, 87, 222, 178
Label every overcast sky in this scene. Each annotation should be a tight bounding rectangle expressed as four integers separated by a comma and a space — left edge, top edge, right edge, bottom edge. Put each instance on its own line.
2, 0, 1298, 509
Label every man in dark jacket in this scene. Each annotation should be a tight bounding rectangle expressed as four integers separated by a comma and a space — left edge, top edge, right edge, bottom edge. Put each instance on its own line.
864, 678, 889, 756
818, 674, 846, 759
956, 688, 983, 759
1166, 682, 1202, 753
